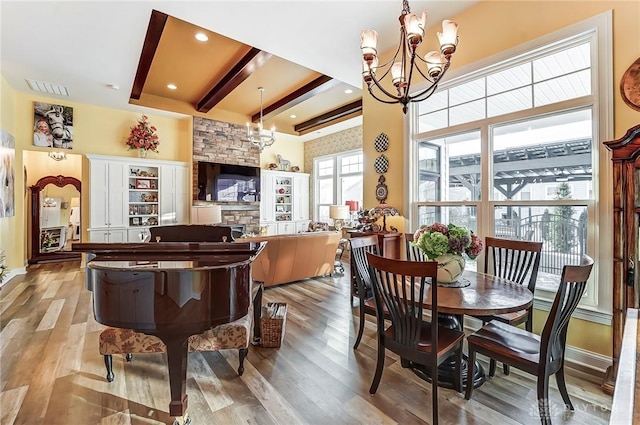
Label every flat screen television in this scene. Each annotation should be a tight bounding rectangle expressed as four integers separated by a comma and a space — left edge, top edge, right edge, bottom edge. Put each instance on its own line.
197, 162, 260, 202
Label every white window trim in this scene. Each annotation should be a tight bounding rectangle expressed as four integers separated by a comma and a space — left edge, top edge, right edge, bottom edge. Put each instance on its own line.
313, 149, 363, 221
405, 11, 613, 322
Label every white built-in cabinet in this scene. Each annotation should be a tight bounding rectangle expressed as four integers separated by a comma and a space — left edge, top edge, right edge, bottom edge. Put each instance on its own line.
160, 164, 189, 226
87, 155, 189, 242
260, 170, 310, 235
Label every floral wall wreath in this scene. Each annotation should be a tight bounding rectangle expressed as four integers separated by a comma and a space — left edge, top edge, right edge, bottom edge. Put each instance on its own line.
125, 115, 159, 153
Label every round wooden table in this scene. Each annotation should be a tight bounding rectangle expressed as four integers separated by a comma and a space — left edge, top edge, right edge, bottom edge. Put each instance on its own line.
411, 269, 534, 389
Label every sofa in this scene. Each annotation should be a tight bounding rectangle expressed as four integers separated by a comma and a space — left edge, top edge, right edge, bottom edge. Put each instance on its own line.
240, 231, 342, 287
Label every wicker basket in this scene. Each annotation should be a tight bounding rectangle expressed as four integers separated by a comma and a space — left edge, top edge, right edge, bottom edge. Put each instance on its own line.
260, 302, 287, 348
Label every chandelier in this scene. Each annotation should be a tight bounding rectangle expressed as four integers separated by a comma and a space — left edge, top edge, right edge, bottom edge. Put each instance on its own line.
48, 151, 67, 161
360, 0, 459, 113
247, 87, 275, 152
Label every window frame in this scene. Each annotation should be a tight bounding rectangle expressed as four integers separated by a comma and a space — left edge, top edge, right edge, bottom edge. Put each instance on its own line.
313, 149, 363, 223
405, 12, 613, 323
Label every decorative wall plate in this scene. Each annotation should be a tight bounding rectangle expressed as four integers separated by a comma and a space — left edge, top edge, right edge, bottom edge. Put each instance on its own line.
374, 154, 389, 174
375, 175, 388, 202
374, 133, 389, 152
621, 57, 640, 112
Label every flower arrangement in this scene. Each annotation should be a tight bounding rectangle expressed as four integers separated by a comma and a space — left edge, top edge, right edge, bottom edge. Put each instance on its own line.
125, 114, 159, 152
413, 223, 483, 260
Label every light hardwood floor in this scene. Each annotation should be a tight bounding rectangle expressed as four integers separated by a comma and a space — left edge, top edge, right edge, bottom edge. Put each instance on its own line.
1, 261, 612, 425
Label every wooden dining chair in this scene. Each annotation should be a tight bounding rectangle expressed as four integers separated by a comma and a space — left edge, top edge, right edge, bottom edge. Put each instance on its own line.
465, 255, 594, 425
404, 232, 427, 261
367, 253, 464, 425
473, 236, 543, 376
350, 235, 382, 349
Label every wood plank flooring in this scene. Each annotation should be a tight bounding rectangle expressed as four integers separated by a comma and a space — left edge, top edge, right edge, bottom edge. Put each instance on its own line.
0, 261, 612, 425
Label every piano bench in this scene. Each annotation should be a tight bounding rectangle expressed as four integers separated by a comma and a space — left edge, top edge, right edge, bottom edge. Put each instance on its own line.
99, 312, 252, 382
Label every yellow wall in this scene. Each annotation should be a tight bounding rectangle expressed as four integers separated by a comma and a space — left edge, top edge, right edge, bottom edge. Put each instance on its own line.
0, 76, 22, 273
0, 84, 304, 270
0, 86, 194, 269
260, 139, 305, 172
363, 1, 640, 357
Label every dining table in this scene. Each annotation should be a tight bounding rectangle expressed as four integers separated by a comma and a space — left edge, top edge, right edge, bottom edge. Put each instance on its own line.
408, 268, 534, 390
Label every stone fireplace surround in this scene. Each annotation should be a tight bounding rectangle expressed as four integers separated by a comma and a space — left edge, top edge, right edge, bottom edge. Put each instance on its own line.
192, 116, 260, 235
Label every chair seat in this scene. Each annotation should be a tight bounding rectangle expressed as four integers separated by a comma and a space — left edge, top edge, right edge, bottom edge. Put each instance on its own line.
467, 320, 541, 371
385, 323, 464, 355
475, 309, 528, 326
99, 312, 252, 355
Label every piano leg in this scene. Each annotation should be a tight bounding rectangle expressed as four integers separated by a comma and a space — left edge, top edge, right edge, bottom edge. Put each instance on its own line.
164, 335, 190, 417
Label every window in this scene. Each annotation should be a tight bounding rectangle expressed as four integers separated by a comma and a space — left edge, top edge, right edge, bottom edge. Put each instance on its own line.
314, 150, 363, 223
408, 14, 612, 321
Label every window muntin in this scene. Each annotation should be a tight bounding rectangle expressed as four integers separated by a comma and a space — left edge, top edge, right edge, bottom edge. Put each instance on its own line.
417, 40, 592, 134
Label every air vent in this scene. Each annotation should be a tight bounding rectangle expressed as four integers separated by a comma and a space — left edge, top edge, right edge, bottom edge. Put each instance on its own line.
26, 79, 70, 96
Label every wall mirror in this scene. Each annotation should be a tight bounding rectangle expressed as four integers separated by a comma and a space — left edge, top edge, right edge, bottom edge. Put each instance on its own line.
29, 175, 81, 263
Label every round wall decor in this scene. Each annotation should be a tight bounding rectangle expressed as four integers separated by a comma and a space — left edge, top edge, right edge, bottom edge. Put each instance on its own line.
374, 154, 389, 174
621, 56, 640, 112
374, 133, 389, 152
375, 175, 388, 202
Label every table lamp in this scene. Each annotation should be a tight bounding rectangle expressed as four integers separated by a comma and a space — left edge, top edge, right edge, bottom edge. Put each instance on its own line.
345, 200, 359, 224
191, 205, 222, 225
329, 205, 350, 231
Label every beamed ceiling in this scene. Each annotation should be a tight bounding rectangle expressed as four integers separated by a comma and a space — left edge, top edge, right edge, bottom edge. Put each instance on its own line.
129, 11, 363, 137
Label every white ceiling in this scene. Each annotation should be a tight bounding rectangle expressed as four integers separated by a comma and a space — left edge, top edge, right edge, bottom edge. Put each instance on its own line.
1, 1, 477, 140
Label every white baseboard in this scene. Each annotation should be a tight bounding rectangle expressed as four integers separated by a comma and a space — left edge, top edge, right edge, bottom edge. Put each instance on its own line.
464, 316, 611, 374
0, 267, 27, 288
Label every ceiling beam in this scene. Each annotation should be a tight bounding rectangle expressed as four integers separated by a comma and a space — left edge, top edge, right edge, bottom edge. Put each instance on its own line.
197, 48, 272, 113
294, 99, 363, 133
252, 75, 339, 122
130, 10, 168, 101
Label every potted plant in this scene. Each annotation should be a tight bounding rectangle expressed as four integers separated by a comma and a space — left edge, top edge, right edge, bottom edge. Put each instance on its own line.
412, 223, 483, 283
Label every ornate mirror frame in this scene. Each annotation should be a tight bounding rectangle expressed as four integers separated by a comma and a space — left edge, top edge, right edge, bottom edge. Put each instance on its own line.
29, 175, 81, 264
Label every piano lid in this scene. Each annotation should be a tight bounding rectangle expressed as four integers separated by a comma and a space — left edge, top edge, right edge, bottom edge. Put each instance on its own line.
73, 241, 266, 263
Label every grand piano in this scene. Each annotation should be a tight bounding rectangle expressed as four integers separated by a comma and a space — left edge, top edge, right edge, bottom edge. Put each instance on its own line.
74, 242, 265, 423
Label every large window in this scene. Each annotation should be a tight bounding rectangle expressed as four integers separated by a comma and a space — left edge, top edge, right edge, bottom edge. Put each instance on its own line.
314, 150, 363, 223
408, 14, 612, 320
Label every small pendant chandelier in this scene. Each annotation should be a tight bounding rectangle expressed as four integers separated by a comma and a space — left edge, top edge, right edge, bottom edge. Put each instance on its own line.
247, 87, 275, 152
360, 0, 459, 114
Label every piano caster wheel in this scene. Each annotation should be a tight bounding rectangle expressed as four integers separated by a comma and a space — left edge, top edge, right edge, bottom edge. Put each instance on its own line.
172, 413, 191, 425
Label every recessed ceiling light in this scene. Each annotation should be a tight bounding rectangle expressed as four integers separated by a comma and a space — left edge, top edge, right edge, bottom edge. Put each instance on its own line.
290, 114, 297, 119
167, 84, 177, 90
108, 84, 119, 90
344, 89, 353, 94
195, 32, 208, 42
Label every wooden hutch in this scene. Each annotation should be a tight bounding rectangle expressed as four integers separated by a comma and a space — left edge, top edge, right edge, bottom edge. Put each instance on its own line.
603, 124, 640, 393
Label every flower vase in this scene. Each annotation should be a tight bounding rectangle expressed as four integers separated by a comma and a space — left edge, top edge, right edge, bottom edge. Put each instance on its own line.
138, 149, 148, 159
434, 253, 466, 283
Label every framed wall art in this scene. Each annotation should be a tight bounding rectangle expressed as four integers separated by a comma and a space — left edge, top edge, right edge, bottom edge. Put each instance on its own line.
33, 102, 74, 149
0, 129, 15, 218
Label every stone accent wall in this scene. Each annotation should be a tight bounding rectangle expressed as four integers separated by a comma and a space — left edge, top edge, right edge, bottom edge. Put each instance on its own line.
192, 116, 261, 234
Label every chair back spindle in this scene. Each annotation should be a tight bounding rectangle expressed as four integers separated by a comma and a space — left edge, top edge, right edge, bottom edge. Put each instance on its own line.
404, 232, 427, 261
541, 256, 593, 371
484, 236, 543, 293
349, 235, 381, 349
